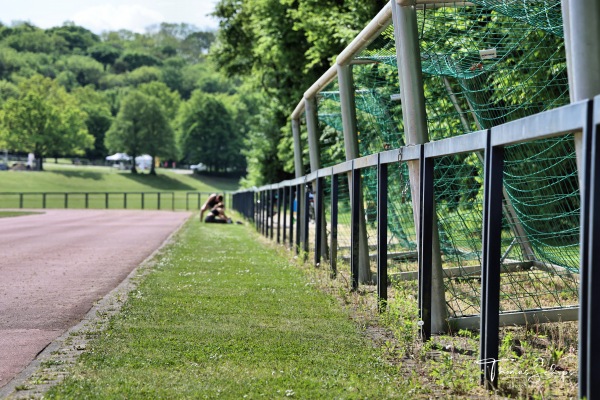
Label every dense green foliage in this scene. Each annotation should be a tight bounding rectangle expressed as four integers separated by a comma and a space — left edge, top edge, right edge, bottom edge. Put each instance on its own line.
0, 75, 92, 170
212, 0, 387, 185
0, 21, 247, 173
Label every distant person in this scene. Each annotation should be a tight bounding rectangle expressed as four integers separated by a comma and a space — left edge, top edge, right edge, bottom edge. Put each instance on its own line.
26, 153, 35, 170
204, 201, 232, 224
200, 193, 223, 222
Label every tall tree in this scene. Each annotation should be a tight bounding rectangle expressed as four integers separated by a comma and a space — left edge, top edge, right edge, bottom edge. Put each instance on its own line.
105, 90, 175, 174
72, 86, 113, 160
212, 0, 385, 185
0, 75, 92, 170
177, 90, 240, 172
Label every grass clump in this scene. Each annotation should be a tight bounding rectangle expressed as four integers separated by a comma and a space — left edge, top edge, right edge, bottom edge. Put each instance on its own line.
0, 211, 40, 218
45, 220, 410, 399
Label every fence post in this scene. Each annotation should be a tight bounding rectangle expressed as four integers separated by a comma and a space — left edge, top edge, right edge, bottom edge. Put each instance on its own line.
350, 162, 360, 291
279, 186, 288, 244
480, 130, 504, 390
303, 182, 310, 259
315, 175, 324, 266
289, 186, 295, 249
392, 0, 447, 332
295, 183, 302, 254
330, 173, 338, 279
306, 96, 329, 261
580, 96, 600, 399
277, 187, 283, 244
419, 145, 433, 340
337, 62, 371, 284
377, 154, 388, 311
255, 192, 260, 231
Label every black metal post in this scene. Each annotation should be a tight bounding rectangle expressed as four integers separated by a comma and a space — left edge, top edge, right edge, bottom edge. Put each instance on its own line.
256, 192, 260, 231
124, 193, 127, 209
419, 145, 433, 341
142, 193, 145, 210
480, 131, 504, 390
295, 184, 301, 254
282, 186, 288, 244
303, 183, 310, 259
330, 174, 338, 279
350, 163, 360, 291
64, 193, 68, 209
157, 193, 161, 210
289, 186, 295, 248
584, 100, 598, 399
277, 187, 283, 244
270, 189, 275, 240
377, 155, 388, 312
259, 190, 266, 235
42, 193, 46, 209
315, 176, 324, 266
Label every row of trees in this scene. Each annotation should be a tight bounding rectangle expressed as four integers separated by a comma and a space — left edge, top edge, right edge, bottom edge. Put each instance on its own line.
0, 21, 249, 173
211, 0, 387, 185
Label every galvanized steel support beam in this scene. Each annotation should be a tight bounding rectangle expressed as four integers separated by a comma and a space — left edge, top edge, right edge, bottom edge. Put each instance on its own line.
337, 63, 372, 284
392, 0, 448, 333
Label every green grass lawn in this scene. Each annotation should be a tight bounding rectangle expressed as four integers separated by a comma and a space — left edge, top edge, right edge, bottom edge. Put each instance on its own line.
44, 220, 410, 399
0, 164, 240, 211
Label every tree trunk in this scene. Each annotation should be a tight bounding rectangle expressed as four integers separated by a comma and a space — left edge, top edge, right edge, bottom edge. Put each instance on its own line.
150, 155, 156, 175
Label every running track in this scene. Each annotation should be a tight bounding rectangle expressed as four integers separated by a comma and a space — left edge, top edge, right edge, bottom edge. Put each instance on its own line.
0, 209, 191, 389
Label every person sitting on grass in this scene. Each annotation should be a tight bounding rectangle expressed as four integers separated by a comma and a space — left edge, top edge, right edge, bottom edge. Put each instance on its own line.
204, 201, 232, 224
200, 193, 223, 222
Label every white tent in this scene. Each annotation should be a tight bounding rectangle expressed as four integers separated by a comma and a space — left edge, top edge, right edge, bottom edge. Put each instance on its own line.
105, 153, 131, 161
135, 154, 152, 170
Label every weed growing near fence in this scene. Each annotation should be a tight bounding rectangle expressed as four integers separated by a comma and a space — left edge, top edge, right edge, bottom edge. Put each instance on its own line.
297, 257, 579, 399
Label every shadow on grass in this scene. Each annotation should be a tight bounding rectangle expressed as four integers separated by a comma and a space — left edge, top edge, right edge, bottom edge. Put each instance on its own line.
188, 172, 241, 191
122, 172, 197, 191
48, 170, 105, 181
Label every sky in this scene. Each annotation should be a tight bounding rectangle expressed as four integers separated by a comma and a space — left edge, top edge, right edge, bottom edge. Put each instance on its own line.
0, 0, 220, 34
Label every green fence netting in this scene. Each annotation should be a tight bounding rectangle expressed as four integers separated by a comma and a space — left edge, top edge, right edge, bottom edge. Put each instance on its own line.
311, 1, 578, 318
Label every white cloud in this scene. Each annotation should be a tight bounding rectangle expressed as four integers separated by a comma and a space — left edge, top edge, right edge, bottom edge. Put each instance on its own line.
72, 4, 164, 33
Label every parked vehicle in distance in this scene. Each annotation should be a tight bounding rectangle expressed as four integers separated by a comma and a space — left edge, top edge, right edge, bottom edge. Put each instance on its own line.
189, 163, 207, 172
0, 163, 8, 171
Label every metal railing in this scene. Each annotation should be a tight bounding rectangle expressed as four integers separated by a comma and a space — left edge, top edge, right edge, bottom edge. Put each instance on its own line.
233, 97, 598, 392
0, 191, 232, 212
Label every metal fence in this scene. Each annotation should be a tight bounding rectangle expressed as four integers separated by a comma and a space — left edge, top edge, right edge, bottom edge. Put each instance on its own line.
233, 97, 597, 394
230, 0, 600, 394
0, 191, 224, 212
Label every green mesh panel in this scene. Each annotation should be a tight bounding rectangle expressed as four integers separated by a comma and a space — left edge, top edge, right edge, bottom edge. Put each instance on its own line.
312, 1, 578, 318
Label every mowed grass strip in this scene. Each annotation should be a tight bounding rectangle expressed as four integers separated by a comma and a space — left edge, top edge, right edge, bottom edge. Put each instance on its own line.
46, 220, 409, 399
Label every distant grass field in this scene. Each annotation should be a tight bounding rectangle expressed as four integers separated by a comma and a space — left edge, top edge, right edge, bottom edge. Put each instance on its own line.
0, 163, 240, 211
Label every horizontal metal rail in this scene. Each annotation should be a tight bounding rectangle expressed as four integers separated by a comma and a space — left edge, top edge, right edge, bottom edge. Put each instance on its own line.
233, 98, 592, 391
0, 192, 177, 211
